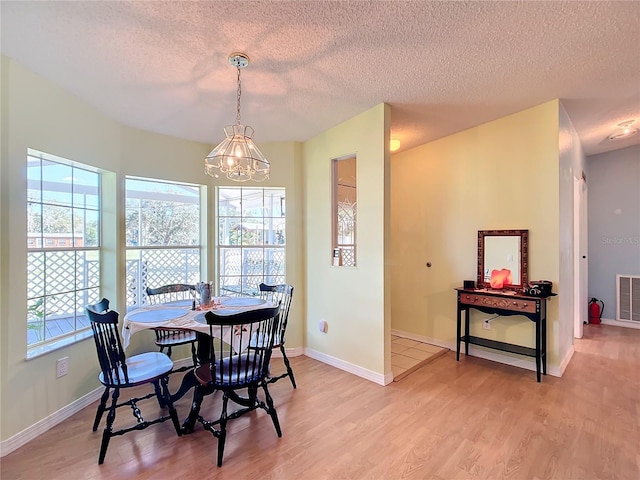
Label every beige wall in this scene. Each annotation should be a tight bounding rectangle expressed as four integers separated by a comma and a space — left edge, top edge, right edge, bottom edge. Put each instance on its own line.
0, 56, 304, 443
390, 100, 564, 368
303, 103, 392, 382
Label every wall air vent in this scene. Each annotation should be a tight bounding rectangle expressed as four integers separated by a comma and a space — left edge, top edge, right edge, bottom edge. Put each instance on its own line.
617, 275, 640, 322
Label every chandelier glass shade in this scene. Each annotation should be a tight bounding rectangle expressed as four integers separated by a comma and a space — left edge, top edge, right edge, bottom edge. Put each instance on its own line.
204, 53, 270, 182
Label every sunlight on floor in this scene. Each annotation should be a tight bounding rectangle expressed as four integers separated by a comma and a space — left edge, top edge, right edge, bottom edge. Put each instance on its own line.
391, 335, 448, 381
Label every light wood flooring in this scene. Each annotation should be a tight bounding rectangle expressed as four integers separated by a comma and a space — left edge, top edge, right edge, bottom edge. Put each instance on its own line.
2, 324, 639, 480
391, 336, 448, 381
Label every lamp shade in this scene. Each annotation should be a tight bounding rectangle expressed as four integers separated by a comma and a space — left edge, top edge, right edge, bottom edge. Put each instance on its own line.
204, 124, 270, 182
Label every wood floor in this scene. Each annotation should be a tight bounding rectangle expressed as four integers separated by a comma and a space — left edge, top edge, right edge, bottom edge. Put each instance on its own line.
2, 324, 639, 480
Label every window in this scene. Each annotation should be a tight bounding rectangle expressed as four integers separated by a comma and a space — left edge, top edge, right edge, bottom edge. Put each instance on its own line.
332, 155, 357, 267
27, 149, 101, 349
218, 188, 285, 296
125, 177, 202, 307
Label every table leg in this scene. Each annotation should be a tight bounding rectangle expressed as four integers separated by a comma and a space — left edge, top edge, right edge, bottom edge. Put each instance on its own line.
542, 315, 547, 375
535, 320, 541, 382
464, 308, 470, 356
456, 307, 461, 361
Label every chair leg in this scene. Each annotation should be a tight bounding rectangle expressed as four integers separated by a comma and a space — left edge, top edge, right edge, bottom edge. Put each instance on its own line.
92, 386, 110, 431
280, 345, 296, 388
98, 387, 120, 464
190, 340, 198, 367
217, 394, 230, 467
152, 379, 167, 408
160, 376, 182, 436
261, 382, 282, 437
182, 384, 204, 434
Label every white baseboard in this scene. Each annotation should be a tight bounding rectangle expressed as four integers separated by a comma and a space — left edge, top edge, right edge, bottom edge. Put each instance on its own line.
0, 346, 305, 458
557, 345, 575, 377
0, 386, 104, 457
270, 346, 304, 358
600, 317, 640, 329
304, 348, 392, 385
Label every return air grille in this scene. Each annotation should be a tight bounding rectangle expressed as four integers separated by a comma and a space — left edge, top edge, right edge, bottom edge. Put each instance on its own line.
617, 275, 640, 323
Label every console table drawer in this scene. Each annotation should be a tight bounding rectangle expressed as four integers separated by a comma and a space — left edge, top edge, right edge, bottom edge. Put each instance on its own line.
459, 293, 538, 314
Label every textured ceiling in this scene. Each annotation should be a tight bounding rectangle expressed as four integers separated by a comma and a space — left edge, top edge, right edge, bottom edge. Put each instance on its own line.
2, 1, 639, 155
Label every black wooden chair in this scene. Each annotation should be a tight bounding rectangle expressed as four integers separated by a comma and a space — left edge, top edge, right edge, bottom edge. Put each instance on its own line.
255, 283, 296, 388
146, 284, 198, 370
183, 305, 282, 466
85, 298, 181, 464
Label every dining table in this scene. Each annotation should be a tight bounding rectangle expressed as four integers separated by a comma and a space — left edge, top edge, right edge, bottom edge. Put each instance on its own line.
122, 295, 276, 420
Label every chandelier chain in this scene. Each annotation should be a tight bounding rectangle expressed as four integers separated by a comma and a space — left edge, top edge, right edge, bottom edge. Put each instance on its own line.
236, 66, 242, 125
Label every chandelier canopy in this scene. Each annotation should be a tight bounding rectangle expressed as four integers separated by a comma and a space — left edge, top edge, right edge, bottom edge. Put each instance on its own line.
204, 53, 270, 182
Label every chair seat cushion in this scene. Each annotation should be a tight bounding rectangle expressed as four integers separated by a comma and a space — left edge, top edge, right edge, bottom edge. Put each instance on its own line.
194, 352, 268, 387
99, 351, 173, 386
154, 330, 197, 347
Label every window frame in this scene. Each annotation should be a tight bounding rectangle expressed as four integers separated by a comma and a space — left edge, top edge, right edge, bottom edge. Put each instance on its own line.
124, 176, 204, 308
331, 154, 357, 267
26, 149, 102, 357
217, 187, 286, 296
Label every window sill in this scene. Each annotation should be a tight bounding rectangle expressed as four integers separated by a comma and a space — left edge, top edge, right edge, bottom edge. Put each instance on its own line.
26, 329, 93, 360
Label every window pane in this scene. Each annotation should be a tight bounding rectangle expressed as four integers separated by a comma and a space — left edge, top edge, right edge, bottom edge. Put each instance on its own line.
42, 160, 73, 207
27, 252, 45, 298
45, 250, 75, 295
243, 248, 264, 276
241, 219, 264, 246
27, 203, 42, 248
76, 251, 100, 289
242, 189, 264, 218
220, 248, 242, 276
44, 292, 76, 341
264, 189, 285, 217
264, 218, 285, 245
75, 208, 100, 247
219, 218, 242, 246
73, 168, 100, 209
27, 157, 41, 203
42, 205, 73, 248
219, 188, 241, 216
265, 248, 285, 276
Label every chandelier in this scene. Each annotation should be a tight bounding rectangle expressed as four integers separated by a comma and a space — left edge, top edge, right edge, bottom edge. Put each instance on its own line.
204, 53, 270, 182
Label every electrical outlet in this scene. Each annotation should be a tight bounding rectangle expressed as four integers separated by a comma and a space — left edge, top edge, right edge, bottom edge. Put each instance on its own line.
483, 320, 491, 331
56, 357, 69, 378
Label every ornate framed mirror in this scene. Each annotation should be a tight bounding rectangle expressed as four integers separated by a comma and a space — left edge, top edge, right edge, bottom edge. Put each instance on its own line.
477, 229, 528, 291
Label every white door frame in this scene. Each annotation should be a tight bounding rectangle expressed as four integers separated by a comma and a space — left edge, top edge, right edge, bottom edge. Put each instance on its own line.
573, 175, 588, 338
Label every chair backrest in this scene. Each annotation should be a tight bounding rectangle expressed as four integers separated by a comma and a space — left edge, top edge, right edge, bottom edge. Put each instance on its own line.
85, 298, 129, 385
146, 283, 196, 305
203, 305, 280, 388
259, 283, 293, 342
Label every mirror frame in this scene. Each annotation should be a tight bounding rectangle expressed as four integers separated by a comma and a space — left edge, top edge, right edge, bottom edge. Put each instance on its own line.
477, 229, 528, 291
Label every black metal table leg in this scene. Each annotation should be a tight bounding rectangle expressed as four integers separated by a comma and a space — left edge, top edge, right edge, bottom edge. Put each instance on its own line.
456, 306, 461, 361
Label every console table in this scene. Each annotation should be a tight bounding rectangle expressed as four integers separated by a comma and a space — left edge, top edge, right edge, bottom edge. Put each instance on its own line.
455, 288, 552, 382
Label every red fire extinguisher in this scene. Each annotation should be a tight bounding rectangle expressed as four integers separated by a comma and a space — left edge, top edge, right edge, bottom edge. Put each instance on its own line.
588, 298, 604, 324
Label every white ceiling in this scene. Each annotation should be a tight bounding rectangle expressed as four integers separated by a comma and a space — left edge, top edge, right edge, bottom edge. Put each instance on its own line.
2, 1, 639, 156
